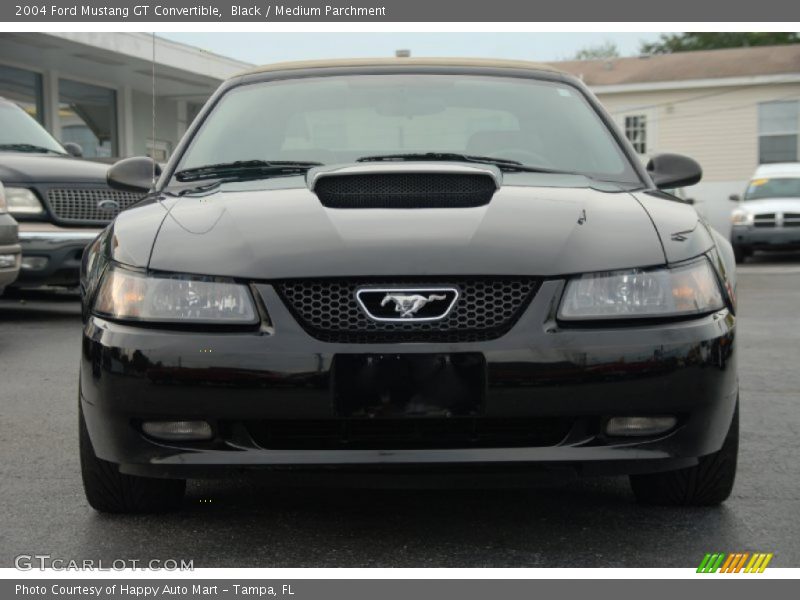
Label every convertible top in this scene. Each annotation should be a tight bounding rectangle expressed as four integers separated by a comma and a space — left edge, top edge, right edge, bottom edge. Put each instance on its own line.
237, 57, 567, 79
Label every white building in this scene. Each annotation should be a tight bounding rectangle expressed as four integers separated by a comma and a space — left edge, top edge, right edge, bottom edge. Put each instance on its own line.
2, 34, 799, 235
555, 45, 800, 233
0, 32, 248, 160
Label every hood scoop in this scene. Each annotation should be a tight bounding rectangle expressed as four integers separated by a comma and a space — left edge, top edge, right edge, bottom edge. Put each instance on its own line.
307, 162, 501, 209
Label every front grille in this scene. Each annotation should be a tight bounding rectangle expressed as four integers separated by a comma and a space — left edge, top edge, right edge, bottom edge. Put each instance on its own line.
754, 213, 776, 228
313, 173, 497, 209
277, 277, 538, 343
245, 417, 573, 450
45, 187, 144, 224
784, 213, 800, 227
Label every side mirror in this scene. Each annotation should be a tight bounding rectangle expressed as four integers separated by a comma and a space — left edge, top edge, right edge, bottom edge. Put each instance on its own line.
107, 156, 161, 193
62, 142, 83, 158
729, 193, 741, 202
646, 153, 702, 189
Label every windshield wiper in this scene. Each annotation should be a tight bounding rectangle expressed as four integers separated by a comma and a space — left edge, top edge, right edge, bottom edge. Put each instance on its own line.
357, 152, 522, 166
169, 180, 224, 197
355, 152, 579, 175
0, 143, 65, 155
174, 160, 323, 183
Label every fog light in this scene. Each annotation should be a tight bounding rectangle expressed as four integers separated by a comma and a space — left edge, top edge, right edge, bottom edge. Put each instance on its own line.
142, 420, 213, 441
21, 256, 48, 271
0, 254, 18, 269
605, 416, 677, 437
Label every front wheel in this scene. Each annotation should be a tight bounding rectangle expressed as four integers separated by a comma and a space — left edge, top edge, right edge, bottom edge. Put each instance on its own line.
630, 401, 738, 506
79, 404, 185, 513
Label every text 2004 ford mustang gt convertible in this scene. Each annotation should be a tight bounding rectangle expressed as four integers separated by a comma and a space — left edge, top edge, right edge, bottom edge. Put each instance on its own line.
79, 59, 738, 513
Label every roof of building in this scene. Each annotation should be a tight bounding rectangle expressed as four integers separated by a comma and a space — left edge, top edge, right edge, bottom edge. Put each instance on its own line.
551, 44, 800, 87
238, 57, 565, 78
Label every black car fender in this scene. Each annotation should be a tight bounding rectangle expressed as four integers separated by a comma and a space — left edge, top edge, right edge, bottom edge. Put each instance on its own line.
80, 195, 175, 320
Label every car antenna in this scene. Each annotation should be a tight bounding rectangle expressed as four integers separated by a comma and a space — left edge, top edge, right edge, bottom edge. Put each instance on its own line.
151, 32, 157, 191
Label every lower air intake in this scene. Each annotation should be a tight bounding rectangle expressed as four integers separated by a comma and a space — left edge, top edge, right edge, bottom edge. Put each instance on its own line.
245, 417, 574, 450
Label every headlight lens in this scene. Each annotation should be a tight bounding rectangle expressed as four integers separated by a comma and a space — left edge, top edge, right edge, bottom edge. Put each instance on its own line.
4, 187, 44, 215
559, 259, 724, 320
93, 267, 258, 325
731, 209, 753, 225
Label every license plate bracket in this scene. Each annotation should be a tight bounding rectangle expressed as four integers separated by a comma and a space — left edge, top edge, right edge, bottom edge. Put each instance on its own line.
332, 353, 486, 418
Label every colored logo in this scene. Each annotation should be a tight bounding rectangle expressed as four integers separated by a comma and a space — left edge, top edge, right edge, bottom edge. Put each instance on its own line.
697, 552, 773, 573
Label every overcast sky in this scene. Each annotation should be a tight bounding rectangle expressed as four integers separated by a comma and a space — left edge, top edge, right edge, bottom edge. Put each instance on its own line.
161, 32, 668, 65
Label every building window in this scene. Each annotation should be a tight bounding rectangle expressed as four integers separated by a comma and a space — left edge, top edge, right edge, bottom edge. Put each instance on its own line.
59, 78, 117, 158
146, 138, 172, 162
624, 115, 647, 154
759, 101, 799, 164
0, 64, 44, 123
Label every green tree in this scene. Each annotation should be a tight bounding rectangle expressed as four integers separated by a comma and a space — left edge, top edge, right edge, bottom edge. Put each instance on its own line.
572, 41, 620, 60
641, 32, 800, 54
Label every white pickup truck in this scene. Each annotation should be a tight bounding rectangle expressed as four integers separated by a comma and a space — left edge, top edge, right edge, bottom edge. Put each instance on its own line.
730, 162, 800, 263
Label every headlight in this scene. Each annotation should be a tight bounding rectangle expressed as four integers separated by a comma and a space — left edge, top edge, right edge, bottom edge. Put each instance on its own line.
93, 267, 259, 325
4, 187, 44, 215
559, 258, 725, 320
731, 209, 753, 225
0, 182, 6, 213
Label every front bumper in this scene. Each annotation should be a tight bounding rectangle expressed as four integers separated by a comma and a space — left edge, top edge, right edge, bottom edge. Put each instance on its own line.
0, 213, 21, 289
14, 222, 100, 287
731, 224, 800, 250
80, 280, 738, 482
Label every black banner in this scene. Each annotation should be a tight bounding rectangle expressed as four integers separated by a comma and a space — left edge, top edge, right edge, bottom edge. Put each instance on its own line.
5, 579, 799, 600
3, 0, 800, 22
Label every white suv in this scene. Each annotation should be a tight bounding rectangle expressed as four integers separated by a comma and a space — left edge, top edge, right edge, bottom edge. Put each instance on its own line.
730, 163, 800, 263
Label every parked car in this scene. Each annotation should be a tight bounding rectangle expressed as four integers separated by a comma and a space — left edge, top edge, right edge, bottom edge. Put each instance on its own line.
730, 163, 800, 263
0, 97, 143, 288
0, 182, 21, 294
79, 58, 739, 513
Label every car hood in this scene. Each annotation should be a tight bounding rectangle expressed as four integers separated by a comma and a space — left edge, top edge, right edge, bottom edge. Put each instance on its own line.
0, 152, 109, 184
736, 198, 800, 215
146, 180, 672, 279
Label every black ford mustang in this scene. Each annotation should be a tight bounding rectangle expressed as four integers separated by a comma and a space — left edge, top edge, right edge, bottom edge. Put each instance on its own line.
79, 58, 739, 513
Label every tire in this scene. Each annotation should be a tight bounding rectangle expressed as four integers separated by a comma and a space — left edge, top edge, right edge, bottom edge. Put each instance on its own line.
79, 405, 185, 513
630, 402, 738, 506
733, 246, 747, 264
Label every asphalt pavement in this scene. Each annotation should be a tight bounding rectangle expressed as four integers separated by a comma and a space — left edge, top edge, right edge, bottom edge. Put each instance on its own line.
1, 254, 798, 568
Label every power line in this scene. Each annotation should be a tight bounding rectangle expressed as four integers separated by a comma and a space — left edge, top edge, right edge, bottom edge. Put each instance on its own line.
607, 88, 800, 124
606, 82, 772, 116
655, 91, 800, 123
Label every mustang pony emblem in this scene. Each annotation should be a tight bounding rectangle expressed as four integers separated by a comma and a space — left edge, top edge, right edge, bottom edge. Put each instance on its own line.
381, 293, 448, 318
356, 287, 459, 322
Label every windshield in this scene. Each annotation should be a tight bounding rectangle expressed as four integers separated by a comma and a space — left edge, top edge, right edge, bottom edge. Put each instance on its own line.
177, 75, 639, 183
744, 177, 800, 200
0, 101, 65, 154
